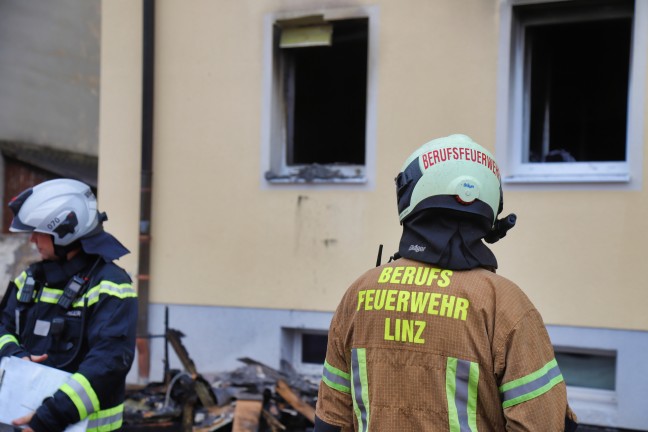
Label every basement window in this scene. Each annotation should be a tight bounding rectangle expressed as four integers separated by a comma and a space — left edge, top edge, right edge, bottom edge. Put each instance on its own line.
497, 0, 647, 186
281, 328, 328, 375
555, 347, 617, 391
301, 332, 328, 365
263, 9, 376, 185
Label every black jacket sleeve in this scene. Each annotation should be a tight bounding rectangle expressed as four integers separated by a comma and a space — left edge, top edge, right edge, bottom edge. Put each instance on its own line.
314, 415, 343, 432
0, 280, 31, 359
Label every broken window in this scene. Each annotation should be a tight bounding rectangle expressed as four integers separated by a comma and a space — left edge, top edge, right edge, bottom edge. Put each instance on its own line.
264, 9, 376, 184
497, 0, 646, 185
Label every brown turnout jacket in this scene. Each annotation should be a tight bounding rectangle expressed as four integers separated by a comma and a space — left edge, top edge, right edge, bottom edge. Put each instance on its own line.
316, 258, 577, 431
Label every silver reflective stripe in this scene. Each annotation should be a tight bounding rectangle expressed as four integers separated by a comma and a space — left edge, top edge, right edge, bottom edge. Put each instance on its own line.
40, 290, 62, 303
83, 282, 136, 306
322, 361, 351, 393
351, 348, 370, 432
447, 357, 479, 432
65, 376, 97, 415
85, 289, 101, 305
88, 410, 123, 430
456, 359, 478, 431
98, 281, 136, 296
500, 360, 563, 407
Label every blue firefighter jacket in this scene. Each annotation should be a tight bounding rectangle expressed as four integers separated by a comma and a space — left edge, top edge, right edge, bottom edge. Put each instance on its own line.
0, 251, 137, 431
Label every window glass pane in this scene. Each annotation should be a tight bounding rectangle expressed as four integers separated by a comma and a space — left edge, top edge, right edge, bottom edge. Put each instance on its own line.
301, 333, 328, 364
555, 350, 616, 391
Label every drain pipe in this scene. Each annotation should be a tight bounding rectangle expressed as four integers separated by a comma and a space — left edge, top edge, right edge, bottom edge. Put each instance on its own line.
136, 0, 155, 385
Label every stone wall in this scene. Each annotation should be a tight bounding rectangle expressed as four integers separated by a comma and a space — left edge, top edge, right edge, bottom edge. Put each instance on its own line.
0, 234, 39, 297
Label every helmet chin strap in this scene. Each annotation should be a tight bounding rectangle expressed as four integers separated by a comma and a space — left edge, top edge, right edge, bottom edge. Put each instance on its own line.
52, 212, 108, 261
53, 239, 82, 261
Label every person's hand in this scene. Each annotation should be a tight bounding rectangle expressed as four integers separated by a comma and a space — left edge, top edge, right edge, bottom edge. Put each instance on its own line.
21, 353, 48, 363
12, 412, 34, 431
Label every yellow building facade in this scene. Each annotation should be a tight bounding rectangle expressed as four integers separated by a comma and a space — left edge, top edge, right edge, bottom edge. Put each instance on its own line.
100, 1, 648, 429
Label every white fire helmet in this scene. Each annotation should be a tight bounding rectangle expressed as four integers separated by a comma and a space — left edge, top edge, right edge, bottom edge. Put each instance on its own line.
8, 179, 100, 246
395, 134, 503, 225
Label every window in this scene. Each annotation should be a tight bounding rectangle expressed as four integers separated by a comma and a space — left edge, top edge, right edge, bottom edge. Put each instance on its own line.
496, 0, 647, 186
555, 347, 616, 391
263, 8, 377, 185
281, 328, 328, 375
301, 332, 328, 364
545, 325, 648, 429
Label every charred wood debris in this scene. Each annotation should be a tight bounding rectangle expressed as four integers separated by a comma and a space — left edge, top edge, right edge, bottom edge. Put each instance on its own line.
124, 326, 319, 432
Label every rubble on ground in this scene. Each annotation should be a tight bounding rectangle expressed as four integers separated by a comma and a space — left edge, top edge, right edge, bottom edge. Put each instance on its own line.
123, 329, 319, 432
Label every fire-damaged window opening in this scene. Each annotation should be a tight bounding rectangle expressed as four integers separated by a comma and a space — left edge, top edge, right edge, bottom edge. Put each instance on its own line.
519, 0, 632, 164
499, 0, 646, 185
265, 13, 371, 184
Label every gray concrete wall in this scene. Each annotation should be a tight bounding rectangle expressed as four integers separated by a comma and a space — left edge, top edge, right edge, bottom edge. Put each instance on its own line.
0, 234, 39, 297
133, 303, 648, 430
0, 0, 100, 155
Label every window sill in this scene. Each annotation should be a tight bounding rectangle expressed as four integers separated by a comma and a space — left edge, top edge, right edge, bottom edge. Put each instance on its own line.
566, 386, 618, 427
265, 164, 367, 184
266, 176, 367, 185
503, 173, 630, 184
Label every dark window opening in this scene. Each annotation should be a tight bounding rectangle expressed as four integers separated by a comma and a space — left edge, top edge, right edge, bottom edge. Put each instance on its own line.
555, 348, 616, 391
301, 333, 328, 364
279, 18, 368, 167
517, 1, 633, 163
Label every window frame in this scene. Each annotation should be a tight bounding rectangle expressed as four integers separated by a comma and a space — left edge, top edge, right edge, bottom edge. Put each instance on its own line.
261, 6, 378, 188
281, 327, 329, 376
546, 325, 648, 429
496, 0, 647, 188
554, 346, 617, 391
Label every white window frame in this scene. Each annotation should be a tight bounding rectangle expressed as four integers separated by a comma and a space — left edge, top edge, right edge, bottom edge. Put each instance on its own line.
281, 327, 328, 376
547, 325, 648, 430
261, 6, 378, 188
496, 0, 647, 188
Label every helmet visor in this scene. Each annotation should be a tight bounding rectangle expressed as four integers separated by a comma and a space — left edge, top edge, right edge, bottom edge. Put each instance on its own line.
9, 216, 36, 233
8, 188, 36, 232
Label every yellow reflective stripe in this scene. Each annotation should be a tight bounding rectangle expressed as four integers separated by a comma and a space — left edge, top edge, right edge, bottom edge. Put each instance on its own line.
87, 404, 124, 431
351, 348, 370, 432
13, 276, 135, 307
14, 272, 27, 289
499, 359, 564, 408
0, 334, 19, 350
14, 272, 28, 300
40, 287, 63, 304
322, 360, 351, 394
72, 281, 136, 308
60, 373, 100, 419
446, 357, 479, 432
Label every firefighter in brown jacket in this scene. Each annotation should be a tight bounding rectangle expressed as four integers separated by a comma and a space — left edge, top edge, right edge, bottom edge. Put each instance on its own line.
314, 134, 578, 431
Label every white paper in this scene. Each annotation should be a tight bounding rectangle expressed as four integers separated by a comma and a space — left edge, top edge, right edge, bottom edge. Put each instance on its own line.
0, 357, 88, 431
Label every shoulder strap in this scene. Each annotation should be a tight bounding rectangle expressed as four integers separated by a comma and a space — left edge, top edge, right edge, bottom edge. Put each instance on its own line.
17, 269, 37, 304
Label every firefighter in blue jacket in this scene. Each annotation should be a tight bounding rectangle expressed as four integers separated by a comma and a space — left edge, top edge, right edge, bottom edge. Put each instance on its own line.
0, 179, 137, 431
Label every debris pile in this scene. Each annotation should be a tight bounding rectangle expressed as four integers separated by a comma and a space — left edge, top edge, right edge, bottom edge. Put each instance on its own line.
123, 329, 319, 432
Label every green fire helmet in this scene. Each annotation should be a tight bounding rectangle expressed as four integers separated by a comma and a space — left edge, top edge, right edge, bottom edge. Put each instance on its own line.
395, 134, 503, 225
